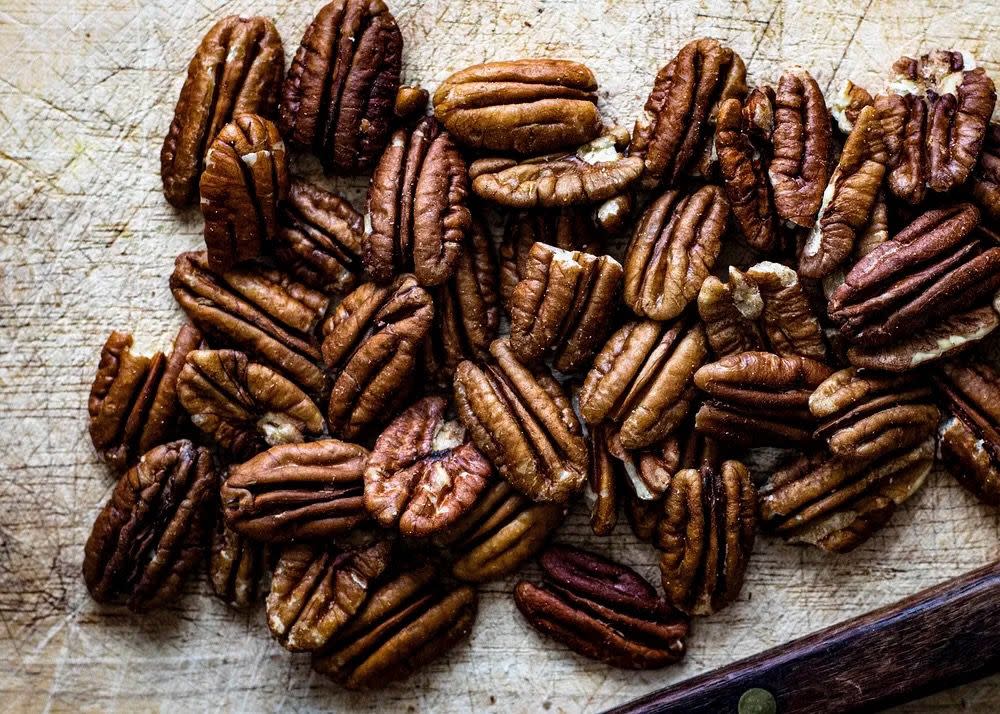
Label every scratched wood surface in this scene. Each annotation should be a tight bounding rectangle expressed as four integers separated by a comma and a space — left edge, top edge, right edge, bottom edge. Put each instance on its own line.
1, 0, 999, 711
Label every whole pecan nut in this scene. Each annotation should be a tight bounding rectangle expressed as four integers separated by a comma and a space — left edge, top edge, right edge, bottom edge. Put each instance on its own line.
222, 439, 368, 541
88, 324, 202, 472
178, 349, 326, 459
209, 516, 268, 609
969, 122, 1000, 222
623, 185, 729, 321
364, 116, 472, 286
280, 0, 402, 174
161, 16, 283, 207
82, 440, 217, 611
514, 544, 688, 669
453, 338, 588, 503
433, 59, 601, 154
364, 396, 493, 537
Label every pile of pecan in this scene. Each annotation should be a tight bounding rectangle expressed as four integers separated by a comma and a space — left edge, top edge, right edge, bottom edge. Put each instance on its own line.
82, 0, 1000, 687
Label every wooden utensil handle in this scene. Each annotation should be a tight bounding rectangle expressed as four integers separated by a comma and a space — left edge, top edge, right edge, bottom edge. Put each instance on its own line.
608, 560, 1000, 714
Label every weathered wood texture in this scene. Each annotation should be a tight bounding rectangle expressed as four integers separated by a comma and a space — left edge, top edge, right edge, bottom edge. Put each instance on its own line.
1, 1, 998, 712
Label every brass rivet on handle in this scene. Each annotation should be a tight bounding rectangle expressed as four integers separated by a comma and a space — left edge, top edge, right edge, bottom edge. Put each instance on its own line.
738, 687, 777, 714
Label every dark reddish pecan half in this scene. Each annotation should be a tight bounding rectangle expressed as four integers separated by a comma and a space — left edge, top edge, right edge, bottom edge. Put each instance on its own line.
514, 544, 688, 669
433, 59, 601, 154
453, 338, 588, 503
630, 38, 747, 187
623, 185, 729, 321
364, 396, 493, 537
280, 0, 402, 174
209, 516, 268, 609
312, 564, 478, 689
161, 16, 283, 207
88, 324, 201, 472
936, 361, 1000, 505
178, 349, 326, 459
222, 439, 368, 541
82, 440, 217, 611
266, 539, 393, 652
969, 122, 1000, 222
364, 116, 472, 286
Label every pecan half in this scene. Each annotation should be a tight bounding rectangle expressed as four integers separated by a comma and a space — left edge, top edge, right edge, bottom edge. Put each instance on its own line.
364, 116, 472, 286
509, 242, 623, 373
311, 564, 478, 689
514, 544, 688, 669
453, 338, 588, 503
161, 16, 283, 207
579, 319, 708, 449
623, 185, 729, 321
694, 351, 833, 447
936, 361, 1000, 505
209, 516, 267, 609
222, 439, 368, 541
364, 396, 493, 537
170, 251, 329, 395
266, 539, 393, 652
200, 114, 288, 271
88, 324, 202, 472
82, 440, 217, 611
433, 59, 601, 154
321, 275, 434, 438
969, 122, 1000, 222
274, 178, 365, 295
178, 349, 326, 459
829, 203, 1000, 371
630, 38, 747, 187
279, 0, 402, 174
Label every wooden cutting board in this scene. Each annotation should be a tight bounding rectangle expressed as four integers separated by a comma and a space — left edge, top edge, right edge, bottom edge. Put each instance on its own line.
1, 0, 998, 711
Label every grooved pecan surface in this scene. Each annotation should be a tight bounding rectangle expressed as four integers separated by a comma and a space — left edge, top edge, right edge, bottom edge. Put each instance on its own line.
161, 16, 283, 207
970, 122, 1000, 221
209, 516, 268, 609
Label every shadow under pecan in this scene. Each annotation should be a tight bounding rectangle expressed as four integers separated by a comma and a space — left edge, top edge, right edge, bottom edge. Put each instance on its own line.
222, 439, 368, 541
311, 563, 478, 690
83, 440, 217, 611
321, 275, 434, 439
623, 185, 729, 322
266, 539, 393, 653
178, 349, 326, 459
161, 16, 283, 207
514, 544, 688, 669
432, 59, 602, 155
453, 338, 588, 504
279, 0, 402, 174
88, 324, 202, 473
209, 515, 268, 609
364, 396, 493, 538
969, 122, 1000, 222
936, 360, 1000, 505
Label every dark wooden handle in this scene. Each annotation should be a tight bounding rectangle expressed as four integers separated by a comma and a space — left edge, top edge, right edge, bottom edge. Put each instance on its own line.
607, 559, 1000, 714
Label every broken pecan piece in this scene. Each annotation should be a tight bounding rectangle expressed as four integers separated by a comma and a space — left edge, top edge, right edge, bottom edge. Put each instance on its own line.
969, 122, 1000, 222
514, 544, 688, 669
83, 440, 217, 611
209, 516, 268, 609
161, 16, 283, 207
830, 80, 874, 135
280, 0, 402, 174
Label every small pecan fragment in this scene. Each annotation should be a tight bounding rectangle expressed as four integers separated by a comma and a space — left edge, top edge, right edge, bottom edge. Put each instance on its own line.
630, 38, 747, 187
935, 361, 1000, 505
694, 351, 833, 447
83, 440, 217, 611
161, 16, 283, 207
433, 59, 601, 154
509, 242, 623, 373
514, 544, 688, 669
969, 122, 1000, 221
171, 251, 329, 395
280, 0, 402, 174
394, 84, 429, 121
579, 319, 708, 449
623, 185, 729, 321
275, 178, 365, 295
830, 80, 874, 134
364, 116, 472, 286
321, 275, 434, 438
587, 423, 621, 536
364, 396, 493, 537
266, 540, 393, 653
312, 564, 478, 689
209, 516, 267, 609
88, 324, 202, 472
178, 349, 326, 459
222, 439, 368, 541
453, 338, 588, 503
